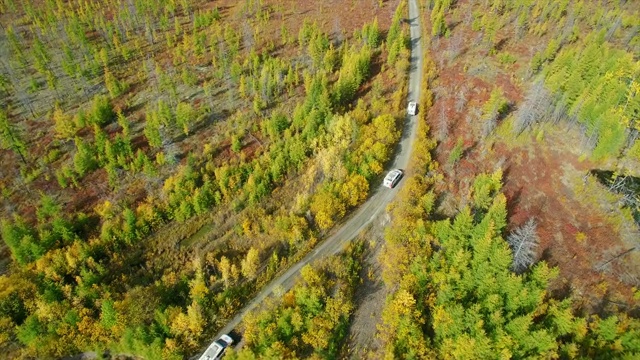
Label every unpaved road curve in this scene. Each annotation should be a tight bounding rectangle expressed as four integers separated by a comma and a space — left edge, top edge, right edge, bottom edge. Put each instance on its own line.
208, 0, 424, 349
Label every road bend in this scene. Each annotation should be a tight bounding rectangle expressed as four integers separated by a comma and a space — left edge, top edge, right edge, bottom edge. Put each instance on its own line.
207, 0, 423, 350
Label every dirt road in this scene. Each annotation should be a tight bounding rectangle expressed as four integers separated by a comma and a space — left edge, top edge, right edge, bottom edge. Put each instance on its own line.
207, 0, 424, 348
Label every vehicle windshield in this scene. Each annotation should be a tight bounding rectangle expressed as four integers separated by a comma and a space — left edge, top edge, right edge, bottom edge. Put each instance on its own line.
215, 339, 228, 347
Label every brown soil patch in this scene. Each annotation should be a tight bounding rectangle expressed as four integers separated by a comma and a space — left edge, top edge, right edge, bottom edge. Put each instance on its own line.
270, 0, 399, 44
498, 137, 638, 313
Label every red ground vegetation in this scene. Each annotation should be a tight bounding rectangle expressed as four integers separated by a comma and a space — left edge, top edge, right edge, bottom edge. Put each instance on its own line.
426, 6, 638, 313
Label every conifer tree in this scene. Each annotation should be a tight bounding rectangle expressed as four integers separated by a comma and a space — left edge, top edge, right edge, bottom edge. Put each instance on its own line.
6, 26, 27, 68
73, 137, 97, 176
144, 112, 162, 149
0, 108, 28, 164
175, 102, 195, 135
117, 112, 131, 143
431, 8, 447, 37
52, 105, 76, 139
481, 87, 509, 137
104, 67, 124, 98
362, 18, 381, 48
89, 95, 116, 126
32, 37, 51, 75
100, 300, 118, 329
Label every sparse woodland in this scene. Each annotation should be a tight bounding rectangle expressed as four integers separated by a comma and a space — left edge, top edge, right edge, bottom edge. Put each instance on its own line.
374, 0, 640, 358
1, 0, 640, 359
234, 0, 640, 359
0, 0, 410, 358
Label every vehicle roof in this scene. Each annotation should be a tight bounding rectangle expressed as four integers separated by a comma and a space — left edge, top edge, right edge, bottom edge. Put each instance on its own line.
384, 169, 402, 182
219, 334, 233, 344
200, 343, 224, 359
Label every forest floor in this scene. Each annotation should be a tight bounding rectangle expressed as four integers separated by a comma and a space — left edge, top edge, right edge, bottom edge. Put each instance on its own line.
427, 19, 640, 315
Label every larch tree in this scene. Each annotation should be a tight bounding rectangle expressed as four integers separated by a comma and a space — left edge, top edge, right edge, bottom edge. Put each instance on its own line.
72, 137, 97, 177
52, 105, 76, 139
104, 67, 124, 98
144, 111, 163, 149
0, 108, 28, 165
175, 101, 195, 135
241, 247, 260, 279
100, 299, 118, 330
481, 87, 509, 138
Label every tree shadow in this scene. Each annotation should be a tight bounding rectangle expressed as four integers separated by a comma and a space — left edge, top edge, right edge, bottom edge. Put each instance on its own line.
125, 99, 146, 116
505, 188, 523, 226
549, 279, 573, 300
591, 290, 636, 318
494, 38, 509, 52
461, 140, 478, 159
498, 102, 516, 123
448, 20, 463, 32
538, 247, 557, 265
171, 109, 229, 145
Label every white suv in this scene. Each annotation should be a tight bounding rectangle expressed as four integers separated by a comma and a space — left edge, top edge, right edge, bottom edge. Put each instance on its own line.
199, 334, 234, 360
383, 169, 404, 188
407, 101, 418, 116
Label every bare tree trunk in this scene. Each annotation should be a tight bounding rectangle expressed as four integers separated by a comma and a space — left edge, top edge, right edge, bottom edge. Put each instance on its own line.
508, 218, 539, 273
455, 86, 468, 113
597, 247, 637, 271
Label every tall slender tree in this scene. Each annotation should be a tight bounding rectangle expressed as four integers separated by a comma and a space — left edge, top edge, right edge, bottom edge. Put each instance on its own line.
0, 108, 28, 164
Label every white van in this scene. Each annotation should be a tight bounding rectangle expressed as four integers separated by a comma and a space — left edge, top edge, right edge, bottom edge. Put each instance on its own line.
198, 334, 234, 360
407, 101, 418, 116
383, 169, 404, 188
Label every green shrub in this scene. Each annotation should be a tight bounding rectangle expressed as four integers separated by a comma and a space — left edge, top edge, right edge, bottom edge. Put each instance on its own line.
448, 138, 464, 164
498, 52, 517, 65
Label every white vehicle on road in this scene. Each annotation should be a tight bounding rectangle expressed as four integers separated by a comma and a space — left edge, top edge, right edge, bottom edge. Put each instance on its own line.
383, 169, 404, 189
407, 101, 418, 116
198, 334, 234, 360
208, 0, 424, 344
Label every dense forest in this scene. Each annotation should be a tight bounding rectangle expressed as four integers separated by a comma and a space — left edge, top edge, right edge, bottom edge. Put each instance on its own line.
1, 0, 639, 359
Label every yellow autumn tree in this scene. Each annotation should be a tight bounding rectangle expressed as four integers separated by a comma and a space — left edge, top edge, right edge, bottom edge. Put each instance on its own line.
189, 258, 208, 304
169, 303, 206, 351
52, 104, 75, 139
94, 200, 114, 220
218, 256, 232, 288
310, 186, 346, 230
241, 247, 260, 279
339, 173, 369, 207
